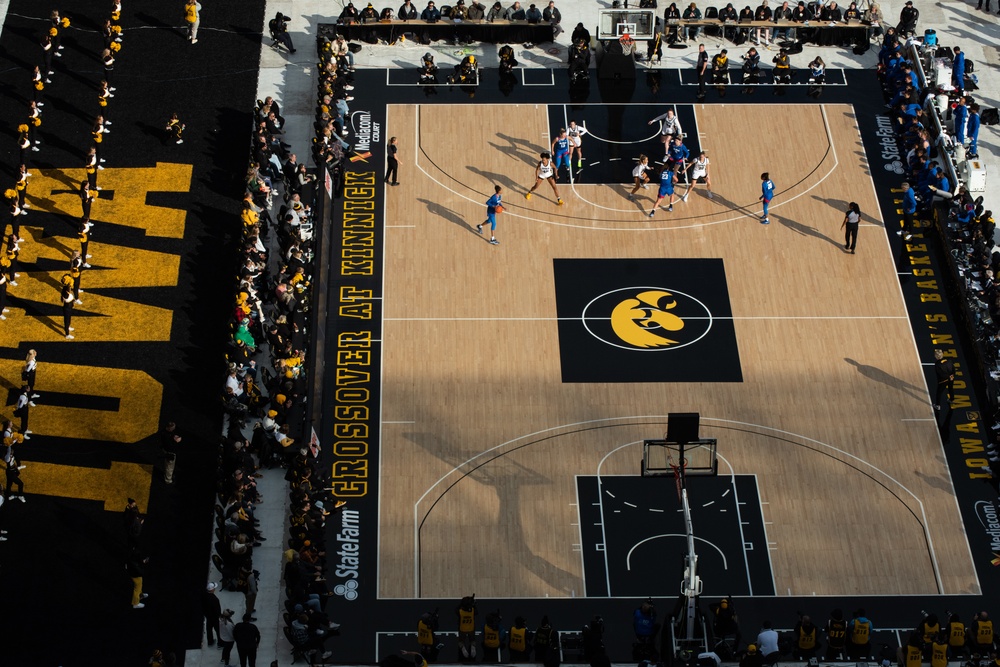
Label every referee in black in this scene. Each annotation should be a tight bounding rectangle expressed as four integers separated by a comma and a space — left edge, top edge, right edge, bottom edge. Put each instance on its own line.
696, 43, 709, 97
933, 349, 954, 411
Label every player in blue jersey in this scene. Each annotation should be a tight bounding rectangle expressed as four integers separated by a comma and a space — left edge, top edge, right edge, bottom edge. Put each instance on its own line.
759, 172, 774, 224
667, 136, 690, 183
551, 128, 571, 178
648, 165, 679, 216
477, 184, 503, 245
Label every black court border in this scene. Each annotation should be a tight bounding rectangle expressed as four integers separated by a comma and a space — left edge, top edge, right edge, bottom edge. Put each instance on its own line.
319, 67, 999, 664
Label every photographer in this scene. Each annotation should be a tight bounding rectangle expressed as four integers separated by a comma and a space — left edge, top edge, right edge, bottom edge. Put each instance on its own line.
269, 12, 296, 53
742, 46, 760, 82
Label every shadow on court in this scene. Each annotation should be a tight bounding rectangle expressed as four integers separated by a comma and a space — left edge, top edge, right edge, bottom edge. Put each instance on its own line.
812, 194, 885, 226
401, 429, 580, 594
416, 197, 479, 236
844, 358, 929, 403
467, 165, 521, 193
777, 215, 844, 251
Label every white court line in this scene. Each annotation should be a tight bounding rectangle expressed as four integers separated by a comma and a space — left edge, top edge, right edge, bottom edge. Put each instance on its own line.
582, 120, 663, 145
852, 104, 969, 594
626, 533, 729, 571
561, 104, 839, 219
520, 68, 555, 86
411, 415, 946, 597
412, 103, 842, 230
572, 475, 588, 596
717, 453, 760, 594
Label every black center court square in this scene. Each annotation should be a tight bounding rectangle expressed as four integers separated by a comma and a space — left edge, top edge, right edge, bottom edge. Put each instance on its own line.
553, 258, 743, 383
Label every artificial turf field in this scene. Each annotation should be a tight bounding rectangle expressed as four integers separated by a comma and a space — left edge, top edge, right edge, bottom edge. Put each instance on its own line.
0, 1, 264, 663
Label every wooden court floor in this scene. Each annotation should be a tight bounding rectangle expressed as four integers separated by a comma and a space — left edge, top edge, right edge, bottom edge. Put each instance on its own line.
376, 102, 979, 600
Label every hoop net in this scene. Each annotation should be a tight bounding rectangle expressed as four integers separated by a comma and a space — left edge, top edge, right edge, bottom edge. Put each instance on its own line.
619, 33, 634, 55
670, 457, 688, 502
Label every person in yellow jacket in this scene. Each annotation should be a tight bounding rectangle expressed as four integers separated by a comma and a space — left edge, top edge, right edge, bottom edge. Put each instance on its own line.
897, 631, 922, 667
793, 615, 821, 660
185, 0, 202, 43
456, 594, 477, 660
947, 613, 967, 659
481, 611, 507, 663
930, 632, 949, 667
508, 616, 532, 662
417, 609, 442, 661
166, 112, 185, 144
972, 612, 995, 655
847, 608, 873, 660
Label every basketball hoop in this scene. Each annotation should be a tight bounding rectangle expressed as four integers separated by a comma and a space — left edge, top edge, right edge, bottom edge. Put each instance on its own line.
619, 32, 635, 55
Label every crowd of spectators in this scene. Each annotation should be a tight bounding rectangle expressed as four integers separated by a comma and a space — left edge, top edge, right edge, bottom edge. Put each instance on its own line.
875, 20, 1000, 429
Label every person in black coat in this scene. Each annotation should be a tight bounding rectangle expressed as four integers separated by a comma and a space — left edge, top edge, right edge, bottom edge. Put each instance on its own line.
233, 614, 261, 667
204, 582, 222, 645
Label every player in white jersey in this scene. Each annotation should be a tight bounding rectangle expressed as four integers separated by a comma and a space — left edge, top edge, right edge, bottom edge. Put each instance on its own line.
682, 150, 712, 201
647, 108, 683, 161
628, 154, 652, 201
525, 152, 563, 204
567, 120, 588, 168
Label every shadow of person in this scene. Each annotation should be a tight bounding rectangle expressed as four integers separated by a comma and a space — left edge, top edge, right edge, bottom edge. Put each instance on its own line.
704, 191, 760, 221
811, 195, 883, 226
417, 197, 477, 236
778, 215, 844, 250
466, 166, 520, 193
487, 140, 541, 168
844, 357, 928, 403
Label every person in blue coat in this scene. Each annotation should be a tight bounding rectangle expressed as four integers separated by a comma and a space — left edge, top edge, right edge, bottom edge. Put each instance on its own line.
952, 46, 966, 92
953, 97, 968, 147
967, 104, 981, 158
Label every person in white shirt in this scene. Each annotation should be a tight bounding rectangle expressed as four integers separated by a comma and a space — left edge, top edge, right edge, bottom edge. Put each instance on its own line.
757, 621, 780, 665
629, 155, 653, 200
648, 109, 683, 161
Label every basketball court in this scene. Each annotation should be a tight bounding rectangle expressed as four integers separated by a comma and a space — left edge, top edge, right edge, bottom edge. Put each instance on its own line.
369, 98, 978, 605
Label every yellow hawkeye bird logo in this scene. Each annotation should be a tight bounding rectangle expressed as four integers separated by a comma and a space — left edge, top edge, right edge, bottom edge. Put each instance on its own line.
611, 290, 686, 349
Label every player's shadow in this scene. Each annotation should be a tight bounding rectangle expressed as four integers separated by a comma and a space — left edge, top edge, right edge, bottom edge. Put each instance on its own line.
704, 191, 759, 221
843, 358, 928, 403
811, 195, 884, 227
416, 197, 478, 236
404, 429, 579, 591
488, 139, 540, 168
466, 166, 520, 192
776, 215, 843, 250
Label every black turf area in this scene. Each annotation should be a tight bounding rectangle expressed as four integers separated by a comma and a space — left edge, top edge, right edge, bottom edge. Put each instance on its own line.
0, 2, 263, 664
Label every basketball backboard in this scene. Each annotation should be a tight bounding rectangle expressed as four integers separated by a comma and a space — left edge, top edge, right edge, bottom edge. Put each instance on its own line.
641, 439, 718, 477
597, 8, 655, 40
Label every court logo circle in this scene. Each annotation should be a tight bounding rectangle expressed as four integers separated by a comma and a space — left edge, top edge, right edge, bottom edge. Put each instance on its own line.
884, 160, 905, 175
581, 287, 713, 351
334, 578, 359, 601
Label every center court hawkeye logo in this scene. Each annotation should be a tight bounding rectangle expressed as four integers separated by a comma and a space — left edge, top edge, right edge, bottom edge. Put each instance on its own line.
553, 258, 743, 383
582, 287, 713, 351
333, 508, 362, 600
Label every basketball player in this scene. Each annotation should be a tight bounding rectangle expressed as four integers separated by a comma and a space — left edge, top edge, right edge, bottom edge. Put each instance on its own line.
683, 151, 712, 200
567, 120, 588, 168
629, 155, 652, 200
647, 108, 683, 162
759, 172, 774, 224
525, 152, 563, 205
551, 129, 572, 178
667, 135, 690, 182
478, 185, 503, 245
648, 164, 678, 216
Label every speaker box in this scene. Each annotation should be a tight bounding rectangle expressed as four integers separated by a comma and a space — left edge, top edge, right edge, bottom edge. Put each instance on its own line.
667, 412, 700, 443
